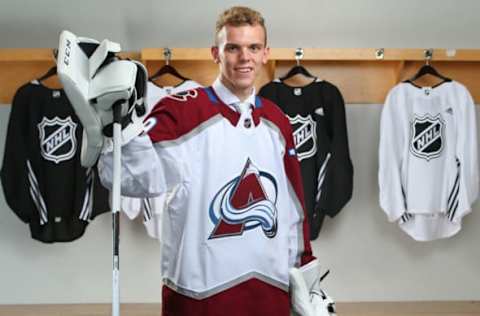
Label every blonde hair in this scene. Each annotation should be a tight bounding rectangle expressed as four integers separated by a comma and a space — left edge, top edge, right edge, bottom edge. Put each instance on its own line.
215, 6, 267, 45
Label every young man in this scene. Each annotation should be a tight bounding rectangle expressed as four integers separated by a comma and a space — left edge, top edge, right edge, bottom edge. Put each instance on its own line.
98, 6, 316, 316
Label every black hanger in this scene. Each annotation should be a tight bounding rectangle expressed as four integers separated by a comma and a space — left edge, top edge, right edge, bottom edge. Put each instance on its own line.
149, 64, 189, 82
280, 48, 315, 81
148, 48, 190, 82
406, 64, 451, 83
37, 49, 58, 82
404, 50, 451, 84
280, 65, 315, 81
37, 66, 57, 82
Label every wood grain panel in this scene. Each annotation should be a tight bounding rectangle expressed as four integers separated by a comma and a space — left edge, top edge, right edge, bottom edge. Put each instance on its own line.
0, 61, 58, 104
144, 60, 274, 92
275, 61, 400, 104
1, 301, 479, 316
3, 48, 480, 105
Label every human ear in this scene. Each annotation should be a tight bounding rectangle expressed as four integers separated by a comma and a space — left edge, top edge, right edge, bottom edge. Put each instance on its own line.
211, 46, 220, 63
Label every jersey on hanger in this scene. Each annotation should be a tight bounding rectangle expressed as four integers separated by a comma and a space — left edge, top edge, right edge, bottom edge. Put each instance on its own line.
120, 80, 202, 240
98, 87, 315, 316
259, 79, 353, 239
1, 82, 109, 243
379, 81, 479, 241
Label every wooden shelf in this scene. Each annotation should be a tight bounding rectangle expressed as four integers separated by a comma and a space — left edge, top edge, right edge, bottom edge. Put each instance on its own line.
0, 49, 139, 62
0, 49, 58, 62
142, 48, 211, 61
141, 48, 480, 62
2, 48, 480, 104
0, 49, 139, 104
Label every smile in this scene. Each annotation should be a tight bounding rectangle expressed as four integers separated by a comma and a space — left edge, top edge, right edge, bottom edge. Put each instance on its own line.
235, 67, 253, 73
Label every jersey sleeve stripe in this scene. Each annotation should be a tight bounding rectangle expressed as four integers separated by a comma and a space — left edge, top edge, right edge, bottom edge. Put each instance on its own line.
316, 152, 331, 202
79, 168, 94, 221
26, 160, 48, 225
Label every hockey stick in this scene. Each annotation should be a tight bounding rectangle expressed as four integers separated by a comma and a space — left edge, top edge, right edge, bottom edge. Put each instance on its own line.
111, 101, 123, 316
56, 30, 139, 316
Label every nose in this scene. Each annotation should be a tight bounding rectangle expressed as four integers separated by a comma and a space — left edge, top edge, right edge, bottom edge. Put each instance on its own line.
239, 47, 251, 62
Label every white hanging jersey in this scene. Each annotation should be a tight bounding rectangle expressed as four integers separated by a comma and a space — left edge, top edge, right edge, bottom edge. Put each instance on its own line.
99, 86, 314, 316
121, 80, 202, 240
379, 81, 479, 241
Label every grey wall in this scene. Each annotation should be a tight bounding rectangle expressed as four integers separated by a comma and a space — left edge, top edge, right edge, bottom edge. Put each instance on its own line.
1, 0, 480, 49
1, 0, 480, 305
319, 106, 480, 301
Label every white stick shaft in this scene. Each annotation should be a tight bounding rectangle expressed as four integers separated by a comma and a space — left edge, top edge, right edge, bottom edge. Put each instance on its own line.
112, 266, 120, 316
112, 123, 122, 215
112, 109, 122, 316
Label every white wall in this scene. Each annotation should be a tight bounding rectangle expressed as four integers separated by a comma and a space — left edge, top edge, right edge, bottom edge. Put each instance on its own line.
317, 105, 480, 301
1, 0, 480, 304
1, 0, 479, 49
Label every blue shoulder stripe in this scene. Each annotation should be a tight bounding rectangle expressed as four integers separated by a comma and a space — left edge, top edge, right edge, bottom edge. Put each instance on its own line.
255, 96, 263, 108
204, 87, 219, 104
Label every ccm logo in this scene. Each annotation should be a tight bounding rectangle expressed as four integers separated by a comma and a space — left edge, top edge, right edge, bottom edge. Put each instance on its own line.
63, 39, 71, 66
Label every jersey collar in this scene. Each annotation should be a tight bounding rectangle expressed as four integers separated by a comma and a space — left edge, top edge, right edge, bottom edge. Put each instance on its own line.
212, 77, 256, 110
205, 85, 262, 128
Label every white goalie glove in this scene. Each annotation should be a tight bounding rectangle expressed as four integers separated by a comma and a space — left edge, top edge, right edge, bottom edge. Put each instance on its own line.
57, 30, 148, 167
290, 259, 337, 316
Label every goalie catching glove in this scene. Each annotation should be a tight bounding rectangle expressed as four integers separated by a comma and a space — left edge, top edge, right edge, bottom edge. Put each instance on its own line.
57, 30, 148, 167
290, 259, 337, 316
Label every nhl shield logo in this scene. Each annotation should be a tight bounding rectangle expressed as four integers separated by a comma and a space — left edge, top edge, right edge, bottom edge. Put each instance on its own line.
410, 114, 444, 161
288, 114, 317, 161
37, 116, 78, 164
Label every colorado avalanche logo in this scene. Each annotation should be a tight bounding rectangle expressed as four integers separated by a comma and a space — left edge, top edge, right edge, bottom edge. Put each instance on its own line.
209, 158, 278, 239
288, 114, 317, 161
166, 89, 198, 102
37, 116, 77, 164
410, 114, 444, 161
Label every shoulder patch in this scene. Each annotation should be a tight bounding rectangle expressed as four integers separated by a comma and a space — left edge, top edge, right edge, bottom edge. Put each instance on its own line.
166, 89, 199, 102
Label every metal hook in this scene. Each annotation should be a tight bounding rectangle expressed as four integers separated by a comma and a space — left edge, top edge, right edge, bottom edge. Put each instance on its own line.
52, 48, 58, 61
424, 49, 433, 65
164, 47, 172, 66
375, 48, 385, 60
295, 48, 304, 66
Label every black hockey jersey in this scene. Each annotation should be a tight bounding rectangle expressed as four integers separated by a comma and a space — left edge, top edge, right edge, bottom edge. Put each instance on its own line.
259, 79, 353, 239
1, 81, 109, 243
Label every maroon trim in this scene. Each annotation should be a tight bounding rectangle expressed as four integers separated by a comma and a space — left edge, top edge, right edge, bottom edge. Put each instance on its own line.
258, 97, 315, 264
162, 279, 290, 316
147, 89, 220, 143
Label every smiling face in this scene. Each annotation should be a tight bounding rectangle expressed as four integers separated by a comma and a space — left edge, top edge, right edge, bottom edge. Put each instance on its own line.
211, 23, 270, 101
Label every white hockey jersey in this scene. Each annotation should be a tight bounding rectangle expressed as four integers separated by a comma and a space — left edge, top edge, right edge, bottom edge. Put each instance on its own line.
379, 81, 479, 241
120, 80, 201, 240
98, 83, 314, 316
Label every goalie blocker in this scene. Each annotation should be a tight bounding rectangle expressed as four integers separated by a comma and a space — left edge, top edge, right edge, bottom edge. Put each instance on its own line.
57, 30, 148, 167
290, 259, 337, 316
